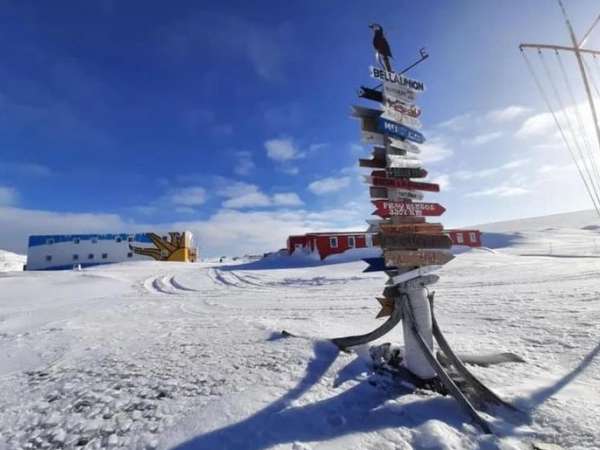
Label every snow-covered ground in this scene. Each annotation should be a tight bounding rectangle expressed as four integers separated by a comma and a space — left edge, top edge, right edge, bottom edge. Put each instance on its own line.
1, 211, 599, 449
0, 250, 25, 273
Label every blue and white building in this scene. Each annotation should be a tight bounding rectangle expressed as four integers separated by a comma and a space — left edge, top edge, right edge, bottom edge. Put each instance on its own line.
26, 231, 197, 270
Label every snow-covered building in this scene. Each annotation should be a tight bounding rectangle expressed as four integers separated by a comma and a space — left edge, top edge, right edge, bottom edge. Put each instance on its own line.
288, 229, 482, 260
287, 232, 373, 260
26, 231, 198, 271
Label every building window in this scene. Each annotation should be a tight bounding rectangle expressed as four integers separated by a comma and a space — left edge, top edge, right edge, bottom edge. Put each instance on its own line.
330, 237, 338, 248
469, 232, 477, 243
46, 239, 54, 245
73, 254, 79, 261
127, 252, 133, 258
74, 238, 80, 244
456, 233, 464, 244
45, 255, 52, 262
128, 235, 134, 242
88, 253, 94, 260
348, 236, 356, 248
102, 253, 108, 259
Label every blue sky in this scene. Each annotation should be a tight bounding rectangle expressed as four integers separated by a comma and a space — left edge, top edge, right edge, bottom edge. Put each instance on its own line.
1, 0, 600, 256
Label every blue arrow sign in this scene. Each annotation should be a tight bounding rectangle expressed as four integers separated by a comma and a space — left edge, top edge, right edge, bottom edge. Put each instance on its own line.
377, 117, 426, 144
362, 257, 397, 273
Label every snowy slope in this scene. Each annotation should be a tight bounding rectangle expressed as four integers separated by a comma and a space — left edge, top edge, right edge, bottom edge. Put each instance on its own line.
0, 249, 25, 272
0, 214, 599, 449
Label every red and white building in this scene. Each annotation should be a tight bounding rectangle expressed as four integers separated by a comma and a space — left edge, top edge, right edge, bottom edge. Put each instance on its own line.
287, 230, 481, 260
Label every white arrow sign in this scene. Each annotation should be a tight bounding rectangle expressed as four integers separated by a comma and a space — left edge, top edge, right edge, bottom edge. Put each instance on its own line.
386, 154, 423, 169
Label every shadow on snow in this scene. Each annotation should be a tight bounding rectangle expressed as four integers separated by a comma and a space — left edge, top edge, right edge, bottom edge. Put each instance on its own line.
171, 340, 488, 450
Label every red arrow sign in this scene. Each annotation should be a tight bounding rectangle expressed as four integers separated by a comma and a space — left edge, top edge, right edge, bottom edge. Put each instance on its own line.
372, 200, 446, 218
369, 176, 440, 192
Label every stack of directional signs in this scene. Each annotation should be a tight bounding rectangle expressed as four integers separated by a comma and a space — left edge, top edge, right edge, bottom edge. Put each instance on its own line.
353, 66, 453, 312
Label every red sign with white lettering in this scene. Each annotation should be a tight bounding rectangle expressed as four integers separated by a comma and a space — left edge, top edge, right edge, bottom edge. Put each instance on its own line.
372, 200, 446, 218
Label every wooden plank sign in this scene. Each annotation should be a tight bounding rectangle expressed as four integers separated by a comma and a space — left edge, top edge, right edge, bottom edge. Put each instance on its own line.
386, 154, 422, 169
377, 233, 452, 250
358, 86, 383, 103
390, 216, 427, 224
359, 158, 386, 168
362, 257, 397, 273
387, 138, 420, 154
370, 186, 423, 201
369, 186, 388, 199
370, 66, 426, 93
382, 98, 422, 129
366, 176, 440, 192
361, 130, 385, 145
384, 250, 454, 267
380, 222, 444, 234
372, 200, 446, 218
375, 297, 394, 318
387, 167, 428, 179
372, 147, 387, 160
351, 105, 382, 119
390, 265, 442, 285
383, 80, 418, 105
378, 117, 425, 144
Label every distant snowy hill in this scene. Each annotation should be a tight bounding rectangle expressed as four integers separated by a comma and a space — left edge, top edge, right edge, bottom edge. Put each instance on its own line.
478, 209, 600, 255
0, 249, 25, 272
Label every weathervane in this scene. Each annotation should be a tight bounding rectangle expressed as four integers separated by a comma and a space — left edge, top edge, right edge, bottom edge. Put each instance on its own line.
329, 22, 518, 434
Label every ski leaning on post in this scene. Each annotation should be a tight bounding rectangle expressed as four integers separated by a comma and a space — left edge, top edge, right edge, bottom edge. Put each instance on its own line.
327, 23, 520, 435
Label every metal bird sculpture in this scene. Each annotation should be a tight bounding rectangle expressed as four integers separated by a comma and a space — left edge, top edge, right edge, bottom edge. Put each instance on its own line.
370, 23, 393, 71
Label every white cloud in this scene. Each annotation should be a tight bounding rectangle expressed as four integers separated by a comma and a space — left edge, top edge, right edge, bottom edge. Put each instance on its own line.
169, 186, 207, 206
217, 179, 303, 209
265, 138, 301, 162
516, 111, 556, 139
273, 193, 303, 206
430, 174, 451, 190
486, 105, 531, 123
466, 185, 529, 198
453, 158, 530, 180
0, 162, 53, 177
0, 206, 130, 254
233, 151, 255, 176
419, 136, 454, 163
438, 113, 472, 131
308, 176, 351, 195
0, 186, 18, 206
223, 191, 271, 208
464, 131, 503, 146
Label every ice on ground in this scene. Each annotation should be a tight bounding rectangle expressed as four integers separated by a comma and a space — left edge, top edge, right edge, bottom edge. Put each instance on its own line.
1, 211, 600, 449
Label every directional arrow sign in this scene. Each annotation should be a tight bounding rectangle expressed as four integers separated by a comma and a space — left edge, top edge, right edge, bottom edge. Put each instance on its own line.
359, 158, 386, 169
377, 233, 453, 250
380, 222, 444, 234
378, 117, 425, 144
366, 176, 440, 192
387, 167, 428, 179
387, 138, 420, 154
390, 265, 442, 285
362, 257, 397, 273
370, 187, 424, 201
372, 200, 446, 218
351, 105, 382, 119
384, 250, 454, 267
386, 154, 422, 169
375, 297, 395, 318
358, 86, 384, 103
383, 80, 418, 105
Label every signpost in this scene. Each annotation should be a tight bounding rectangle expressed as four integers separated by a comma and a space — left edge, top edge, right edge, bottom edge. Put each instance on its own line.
328, 23, 498, 434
